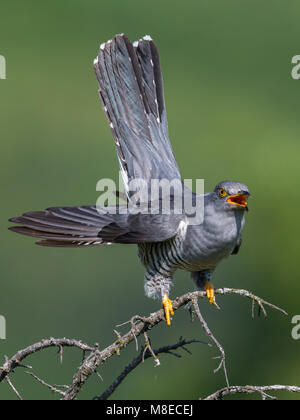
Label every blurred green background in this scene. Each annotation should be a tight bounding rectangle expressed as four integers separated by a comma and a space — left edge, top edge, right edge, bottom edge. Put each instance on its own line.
0, 0, 300, 400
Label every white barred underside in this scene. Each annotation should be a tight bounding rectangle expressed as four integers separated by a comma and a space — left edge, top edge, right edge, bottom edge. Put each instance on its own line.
138, 228, 202, 300
144, 274, 173, 299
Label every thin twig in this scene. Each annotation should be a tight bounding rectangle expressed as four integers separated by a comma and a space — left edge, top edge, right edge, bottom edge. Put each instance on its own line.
191, 298, 229, 387
58, 345, 63, 365
215, 288, 288, 317
6, 376, 23, 400
26, 371, 66, 397
143, 332, 160, 366
94, 337, 204, 400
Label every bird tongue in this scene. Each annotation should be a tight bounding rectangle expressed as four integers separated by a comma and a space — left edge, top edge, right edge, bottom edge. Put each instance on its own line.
227, 194, 248, 207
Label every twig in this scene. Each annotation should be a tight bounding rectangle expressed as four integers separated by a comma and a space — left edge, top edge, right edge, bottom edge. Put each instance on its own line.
203, 385, 300, 400
142, 332, 160, 366
26, 371, 66, 397
6, 376, 23, 400
58, 345, 63, 365
0, 337, 95, 383
94, 337, 204, 400
214, 288, 288, 317
191, 298, 229, 387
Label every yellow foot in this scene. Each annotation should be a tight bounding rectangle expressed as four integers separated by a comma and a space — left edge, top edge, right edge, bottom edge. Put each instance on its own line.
162, 293, 174, 326
205, 281, 216, 305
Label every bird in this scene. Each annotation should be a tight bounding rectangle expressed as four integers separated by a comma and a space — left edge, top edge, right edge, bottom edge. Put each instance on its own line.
8, 34, 250, 326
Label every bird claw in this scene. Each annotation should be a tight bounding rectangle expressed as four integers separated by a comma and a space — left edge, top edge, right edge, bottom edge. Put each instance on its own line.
162, 293, 174, 326
205, 281, 216, 305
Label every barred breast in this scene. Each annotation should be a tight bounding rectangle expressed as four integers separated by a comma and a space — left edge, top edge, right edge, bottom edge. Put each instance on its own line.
137, 225, 203, 280
138, 208, 245, 277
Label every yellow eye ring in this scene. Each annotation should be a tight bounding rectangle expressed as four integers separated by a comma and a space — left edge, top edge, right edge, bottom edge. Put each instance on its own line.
218, 188, 227, 198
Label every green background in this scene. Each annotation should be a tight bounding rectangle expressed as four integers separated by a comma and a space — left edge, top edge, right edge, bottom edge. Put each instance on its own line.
0, 0, 299, 400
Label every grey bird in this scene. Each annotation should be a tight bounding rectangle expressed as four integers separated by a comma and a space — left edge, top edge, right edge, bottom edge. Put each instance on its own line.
9, 34, 250, 325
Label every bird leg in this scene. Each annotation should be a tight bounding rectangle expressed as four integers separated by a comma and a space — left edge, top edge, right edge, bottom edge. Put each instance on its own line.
162, 292, 174, 326
204, 281, 216, 305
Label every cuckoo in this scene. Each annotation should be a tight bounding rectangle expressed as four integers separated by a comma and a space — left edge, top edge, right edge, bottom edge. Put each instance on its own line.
9, 34, 250, 326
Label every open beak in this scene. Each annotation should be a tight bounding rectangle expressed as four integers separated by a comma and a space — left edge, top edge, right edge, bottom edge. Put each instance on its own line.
227, 193, 249, 211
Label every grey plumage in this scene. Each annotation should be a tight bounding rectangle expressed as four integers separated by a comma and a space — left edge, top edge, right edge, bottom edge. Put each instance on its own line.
138, 181, 249, 299
9, 206, 183, 246
8, 34, 250, 307
93, 35, 181, 199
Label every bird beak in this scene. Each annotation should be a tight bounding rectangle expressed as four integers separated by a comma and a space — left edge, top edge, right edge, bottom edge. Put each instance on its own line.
227, 193, 249, 211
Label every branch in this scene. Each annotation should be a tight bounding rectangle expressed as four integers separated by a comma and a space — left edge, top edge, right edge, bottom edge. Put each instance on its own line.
203, 385, 300, 400
0, 288, 289, 400
0, 337, 96, 383
94, 337, 205, 400
61, 288, 287, 400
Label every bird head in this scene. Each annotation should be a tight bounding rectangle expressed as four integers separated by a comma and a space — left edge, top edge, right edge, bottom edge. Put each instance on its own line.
213, 181, 250, 212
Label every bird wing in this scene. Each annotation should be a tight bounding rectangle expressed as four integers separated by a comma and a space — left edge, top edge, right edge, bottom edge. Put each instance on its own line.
8, 34, 186, 248
93, 34, 182, 200
9, 206, 183, 247
231, 235, 242, 255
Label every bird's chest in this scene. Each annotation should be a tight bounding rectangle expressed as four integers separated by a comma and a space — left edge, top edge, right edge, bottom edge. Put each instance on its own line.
180, 212, 244, 270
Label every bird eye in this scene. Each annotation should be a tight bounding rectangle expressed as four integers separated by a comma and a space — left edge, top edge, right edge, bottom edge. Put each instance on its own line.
218, 188, 227, 198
